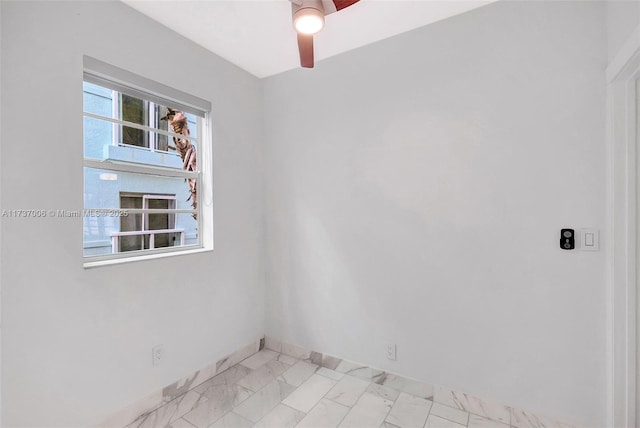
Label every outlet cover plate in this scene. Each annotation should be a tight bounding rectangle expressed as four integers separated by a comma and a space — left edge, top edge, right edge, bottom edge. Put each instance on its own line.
152, 345, 164, 366
386, 344, 397, 361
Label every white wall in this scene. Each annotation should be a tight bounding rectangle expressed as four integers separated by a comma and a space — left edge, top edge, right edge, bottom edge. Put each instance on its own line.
263, 1, 607, 426
607, 0, 640, 63
0, 1, 265, 427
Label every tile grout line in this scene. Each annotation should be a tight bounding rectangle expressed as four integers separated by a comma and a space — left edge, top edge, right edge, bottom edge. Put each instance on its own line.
420, 400, 434, 428
179, 418, 197, 428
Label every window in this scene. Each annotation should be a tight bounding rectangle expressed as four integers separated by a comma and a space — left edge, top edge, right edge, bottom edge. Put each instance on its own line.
117, 193, 180, 252
83, 56, 212, 265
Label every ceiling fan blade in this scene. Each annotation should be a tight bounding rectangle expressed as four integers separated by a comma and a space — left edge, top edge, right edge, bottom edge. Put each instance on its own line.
332, 0, 359, 11
321, 0, 359, 14
297, 33, 314, 68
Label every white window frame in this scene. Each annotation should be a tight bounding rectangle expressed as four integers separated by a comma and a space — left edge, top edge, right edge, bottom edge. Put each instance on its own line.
82, 56, 214, 268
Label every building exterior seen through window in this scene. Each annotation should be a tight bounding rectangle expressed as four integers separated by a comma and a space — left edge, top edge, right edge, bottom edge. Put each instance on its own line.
117, 193, 179, 252
83, 81, 202, 259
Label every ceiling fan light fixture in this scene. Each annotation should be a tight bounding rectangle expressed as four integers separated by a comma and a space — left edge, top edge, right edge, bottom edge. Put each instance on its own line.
293, 7, 325, 35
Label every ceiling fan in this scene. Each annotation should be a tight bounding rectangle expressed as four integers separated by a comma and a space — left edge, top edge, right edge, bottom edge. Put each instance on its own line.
290, 0, 360, 68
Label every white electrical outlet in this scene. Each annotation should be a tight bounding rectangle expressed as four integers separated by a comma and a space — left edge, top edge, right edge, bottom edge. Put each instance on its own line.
152, 345, 164, 366
386, 344, 397, 361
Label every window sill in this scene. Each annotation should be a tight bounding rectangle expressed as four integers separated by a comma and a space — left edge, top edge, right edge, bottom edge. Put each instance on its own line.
83, 246, 213, 269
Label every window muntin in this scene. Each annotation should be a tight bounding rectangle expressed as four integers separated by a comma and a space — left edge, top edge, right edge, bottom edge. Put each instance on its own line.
83, 73, 207, 262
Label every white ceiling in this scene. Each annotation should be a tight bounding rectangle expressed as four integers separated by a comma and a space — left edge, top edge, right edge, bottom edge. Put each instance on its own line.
121, 0, 496, 78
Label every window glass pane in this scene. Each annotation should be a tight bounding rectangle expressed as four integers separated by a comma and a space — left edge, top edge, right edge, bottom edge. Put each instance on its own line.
83, 82, 199, 167
84, 167, 198, 257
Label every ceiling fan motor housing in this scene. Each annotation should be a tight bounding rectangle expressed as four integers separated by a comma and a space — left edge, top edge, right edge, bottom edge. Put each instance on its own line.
292, 0, 325, 34
290, 0, 360, 68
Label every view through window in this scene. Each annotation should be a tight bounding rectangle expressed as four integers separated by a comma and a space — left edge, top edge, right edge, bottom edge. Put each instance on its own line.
82, 67, 208, 262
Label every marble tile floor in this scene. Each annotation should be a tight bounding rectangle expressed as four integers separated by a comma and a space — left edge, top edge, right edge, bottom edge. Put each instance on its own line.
125, 348, 556, 428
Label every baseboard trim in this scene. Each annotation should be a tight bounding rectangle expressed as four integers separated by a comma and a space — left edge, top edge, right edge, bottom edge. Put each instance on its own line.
95, 338, 263, 428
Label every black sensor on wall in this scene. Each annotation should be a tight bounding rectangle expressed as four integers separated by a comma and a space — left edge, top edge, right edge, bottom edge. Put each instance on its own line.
560, 229, 575, 250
